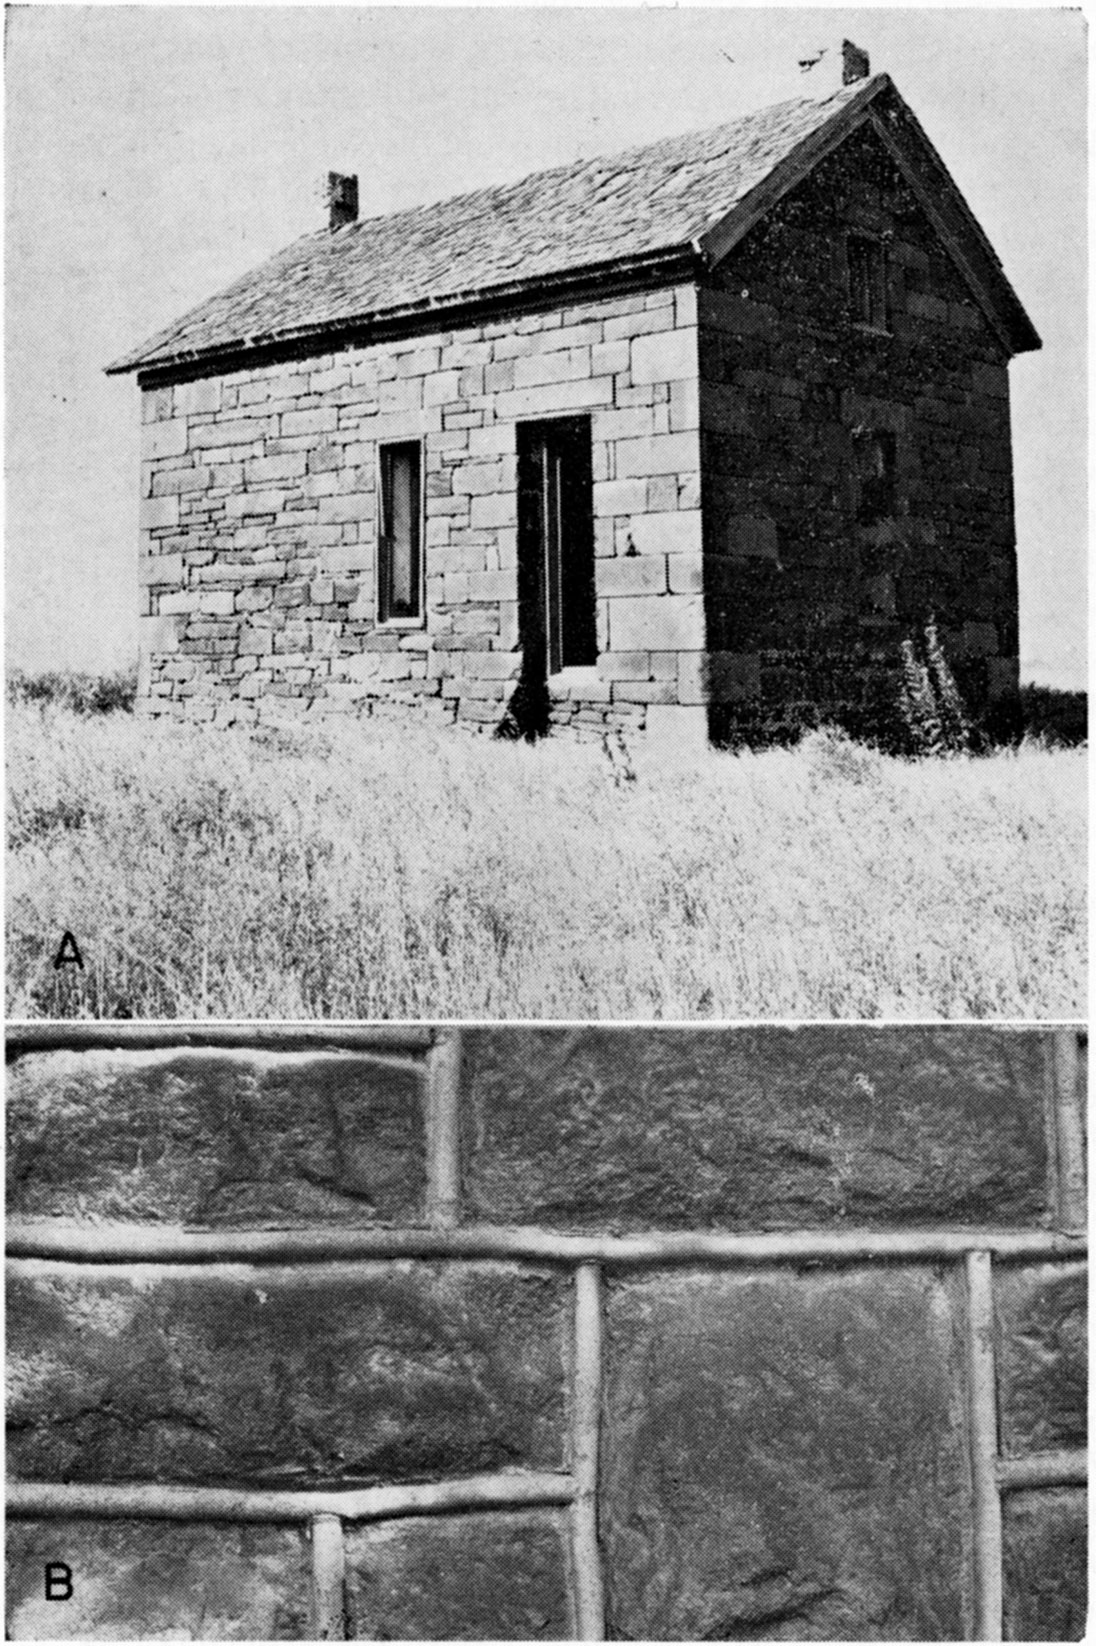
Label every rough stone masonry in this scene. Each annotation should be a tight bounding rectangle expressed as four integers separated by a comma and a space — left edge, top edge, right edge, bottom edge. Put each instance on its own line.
6, 1026, 1086, 1640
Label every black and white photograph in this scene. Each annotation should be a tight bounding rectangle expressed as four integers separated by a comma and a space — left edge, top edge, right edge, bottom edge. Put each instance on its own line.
5, 1022, 1089, 1640
4, 6, 1089, 1642
4, 6, 1086, 1022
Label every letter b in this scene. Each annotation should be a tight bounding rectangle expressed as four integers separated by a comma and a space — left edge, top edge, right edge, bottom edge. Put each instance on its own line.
45, 1562, 73, 1601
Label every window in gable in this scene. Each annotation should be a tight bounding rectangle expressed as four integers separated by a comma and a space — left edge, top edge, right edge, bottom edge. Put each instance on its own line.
378, 440, 423, 624
847, 234, 889, 331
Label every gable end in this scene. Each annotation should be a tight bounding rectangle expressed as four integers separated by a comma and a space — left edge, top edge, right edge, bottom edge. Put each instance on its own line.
696, 78, 1039, 358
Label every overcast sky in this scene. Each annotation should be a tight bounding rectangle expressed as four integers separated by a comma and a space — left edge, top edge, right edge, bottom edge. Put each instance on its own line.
5, 4, 1087, 686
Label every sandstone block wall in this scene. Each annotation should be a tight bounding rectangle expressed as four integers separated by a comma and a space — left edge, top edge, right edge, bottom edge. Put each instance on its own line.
699, 123, 1021, 745
7, 1026, 1086, 1640
138, 285, 705, 741
134, 120, 1026, 749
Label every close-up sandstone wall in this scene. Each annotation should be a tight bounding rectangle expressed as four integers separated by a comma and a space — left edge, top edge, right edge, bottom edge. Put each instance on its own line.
5, 1025, 1086, 1641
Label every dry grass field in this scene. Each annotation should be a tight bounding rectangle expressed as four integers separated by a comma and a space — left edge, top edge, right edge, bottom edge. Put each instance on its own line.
7, 692, 1085, 1020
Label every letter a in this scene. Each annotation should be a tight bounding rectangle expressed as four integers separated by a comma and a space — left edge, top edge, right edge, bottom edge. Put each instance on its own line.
52, 931, 84, 971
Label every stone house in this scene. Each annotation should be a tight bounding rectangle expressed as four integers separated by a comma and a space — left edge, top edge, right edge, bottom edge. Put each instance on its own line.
108, 43, 1039, 747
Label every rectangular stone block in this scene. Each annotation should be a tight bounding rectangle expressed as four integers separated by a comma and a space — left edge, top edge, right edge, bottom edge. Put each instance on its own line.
139, 494, 179, 532
174, 377, 222, 417
6, 1520, 309, 1641
158, 590, 199, 616
6, 1048, 426, 1227
592, 478, 649, 517
345, 1511, 571, 1640
598, 650, 654, 681
142, 384, 173, 423
452, 462, 505, 496
667, 554, 702, 595
627, 510, 701, 557
602, 1267, 968, 1640
8, 1262, 569, 1486
511, 347, 591, 389
459, 1028, 1052, 1230
470, 493, 516, 529
606, 594, 704, 652
995, 1262, 1086, 1455
247, 453, 308, 484
199, 590, 235, 616
489, 376, 613, 422
629, 326, 696, 386
596, 555, 667, 598
224, 488, 284, 518
137, 614, 180, 656
138, 552, 184, 587
1002, 1490, 1087, 1642
281, 407, 338, 437
189, 418, 271, 450
143, 418, 188, 460
615, 431, 699, 477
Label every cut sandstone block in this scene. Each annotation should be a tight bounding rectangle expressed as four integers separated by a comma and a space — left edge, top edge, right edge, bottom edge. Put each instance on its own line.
1001, 1491, 1087, 1642
596, 555, 666, 598
6, 1048, 426, 1228
459, 1028, 1051, 1230
602, 1267, 968, 1640
615, 431, 699, 478
8, 1263, 569, 1486
142, 419, 188, 460
607, 594, 704, 652
344, 1512, 571, 1640
139, 495, 179, 532
629, 326, 697, 386
995, 1262, 1086, 1455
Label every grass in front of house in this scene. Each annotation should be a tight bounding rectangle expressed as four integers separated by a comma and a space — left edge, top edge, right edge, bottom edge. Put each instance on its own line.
7, 689, 1084, 1021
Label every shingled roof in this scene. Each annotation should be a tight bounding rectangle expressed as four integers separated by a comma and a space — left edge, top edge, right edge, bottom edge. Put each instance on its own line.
108, 71, 1038, 376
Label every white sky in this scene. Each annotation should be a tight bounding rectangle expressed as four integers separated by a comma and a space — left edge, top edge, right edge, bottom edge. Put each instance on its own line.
4, 4, 1087, 686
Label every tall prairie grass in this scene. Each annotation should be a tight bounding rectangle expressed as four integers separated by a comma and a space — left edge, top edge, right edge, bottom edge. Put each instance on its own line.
6, 698, 1085, 1020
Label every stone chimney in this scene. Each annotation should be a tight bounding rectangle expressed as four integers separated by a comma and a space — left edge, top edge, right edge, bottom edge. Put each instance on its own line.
797, 39, 870, 96
327, 172, 358, 232
841, 40, 870, 84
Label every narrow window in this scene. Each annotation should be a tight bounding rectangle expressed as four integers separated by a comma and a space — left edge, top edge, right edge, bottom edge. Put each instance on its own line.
848, 235, 888, 330
856, 430, 897, 524
378, 441, 422, 623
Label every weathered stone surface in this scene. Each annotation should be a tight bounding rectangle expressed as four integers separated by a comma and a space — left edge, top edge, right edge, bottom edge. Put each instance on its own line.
1002, 1490, 1087, 1642
602, 1267, 969, 1640
7, 1049, 425, 1227
701, 123, 1020, 749
461, 1028, 1050, 1229
345, 1511, 570, 1639
5, 1519, 309, 1640
8, 1263, 568, 1486
996, 1263, 1086, 1454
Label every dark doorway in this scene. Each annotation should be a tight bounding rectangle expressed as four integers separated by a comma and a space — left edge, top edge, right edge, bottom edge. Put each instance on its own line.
516, 416, 597, 679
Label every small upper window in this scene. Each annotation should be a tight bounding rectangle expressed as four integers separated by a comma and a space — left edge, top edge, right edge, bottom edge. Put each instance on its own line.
378, 441, 422, 624
847, 235, 888, 331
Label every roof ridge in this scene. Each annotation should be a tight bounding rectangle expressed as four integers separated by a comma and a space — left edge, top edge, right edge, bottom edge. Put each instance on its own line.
107, 70, 1037, 376
327, 81, 860, 244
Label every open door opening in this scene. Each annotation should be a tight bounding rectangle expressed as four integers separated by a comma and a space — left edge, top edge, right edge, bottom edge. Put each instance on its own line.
499, 416, 596, 740
517, 415, 597, 679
